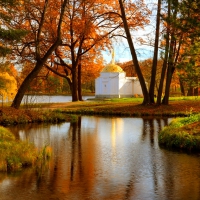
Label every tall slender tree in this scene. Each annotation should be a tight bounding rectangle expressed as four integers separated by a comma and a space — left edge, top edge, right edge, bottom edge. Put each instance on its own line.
118, 0, 151, 104
149, 0, 161, 104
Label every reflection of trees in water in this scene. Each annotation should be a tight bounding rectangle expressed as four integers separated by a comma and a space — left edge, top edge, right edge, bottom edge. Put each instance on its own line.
70, 117, 83, 181
141, 117, 169, 145
124, 117, 170, 199
3, 117, 200, 200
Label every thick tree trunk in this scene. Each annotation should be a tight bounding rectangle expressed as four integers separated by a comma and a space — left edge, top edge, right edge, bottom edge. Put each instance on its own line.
11, 38, 61, 109
78, 61, 83, 101
149, 0, 161, 104
118, 0, 150, 104
11, 61, 44, 109
71, 68, 78, 101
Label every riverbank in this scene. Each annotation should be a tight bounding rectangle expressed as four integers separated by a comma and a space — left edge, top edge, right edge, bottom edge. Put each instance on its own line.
0, 126, 52, 171
159, 113, 200, 151
0, 107, 73, 126
31, 98, 200, 152
0, 98, 200, 153
1, 98, 200, 124
44, 98, 200, 117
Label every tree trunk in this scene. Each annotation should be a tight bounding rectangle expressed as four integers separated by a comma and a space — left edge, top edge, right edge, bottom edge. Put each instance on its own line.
11, 61, 43, 108
118, 0, 150, 104
179, 78, 185, 96
162, 0, 179, 105
78, 50, 83, 101
71, 68, 78, 101
11, 0, 68, 109
78, 61, 83, 101
162, 65, 175, 104
157, 0, 171, 105
149, 0, 161, 104
187, 87, 194, 96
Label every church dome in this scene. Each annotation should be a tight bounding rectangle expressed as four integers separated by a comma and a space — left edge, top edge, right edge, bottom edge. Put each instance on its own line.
101, 63, 124, 73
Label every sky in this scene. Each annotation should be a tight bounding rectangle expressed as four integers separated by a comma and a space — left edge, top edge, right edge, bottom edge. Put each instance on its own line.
103, 33, 154, 64
103, 0, 158, 64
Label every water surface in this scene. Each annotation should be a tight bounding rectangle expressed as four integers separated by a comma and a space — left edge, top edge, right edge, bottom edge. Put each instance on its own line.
0, 116, 200, 200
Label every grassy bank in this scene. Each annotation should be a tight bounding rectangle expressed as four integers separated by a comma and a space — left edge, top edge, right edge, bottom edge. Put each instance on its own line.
159, 113, 200, 151
45, 97, 200, 117
0, 107, 73, 126
0, 96, 199, 163
0, 126, 52, 171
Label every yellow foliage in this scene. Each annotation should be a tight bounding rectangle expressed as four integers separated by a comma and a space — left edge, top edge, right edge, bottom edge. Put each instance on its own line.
0, 72, 17, 101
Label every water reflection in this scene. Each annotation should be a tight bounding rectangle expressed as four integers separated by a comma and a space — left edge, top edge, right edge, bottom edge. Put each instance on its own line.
0, 116, 200, 200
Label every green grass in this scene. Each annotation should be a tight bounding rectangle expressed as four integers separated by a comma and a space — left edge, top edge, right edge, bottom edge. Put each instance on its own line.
159, 113, 200, 151
0, 126, 52, 172
168, 96, 199, 101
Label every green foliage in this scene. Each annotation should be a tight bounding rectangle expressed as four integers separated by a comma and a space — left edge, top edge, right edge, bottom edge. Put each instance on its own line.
169, 113, 200, 128
0, 0, 27, 57
159, 113, 200, 151
177, 41, 200, 92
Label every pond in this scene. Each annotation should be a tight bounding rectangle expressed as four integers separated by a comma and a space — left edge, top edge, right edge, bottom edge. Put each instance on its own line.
0, 116, 200, 200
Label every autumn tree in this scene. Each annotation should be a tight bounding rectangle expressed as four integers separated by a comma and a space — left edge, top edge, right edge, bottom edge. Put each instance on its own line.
44, 0, 151, 102
175, 0, 200, 96
118, 0, 200, 105
149, 0, 161, 103
118, 0, 151, 104
0, 62, 18, 101
160, 0, 200, 104
11, 0, 69, 109
177, 41, 200, 96
0, 0, 26, 101
46, 0, 118, 101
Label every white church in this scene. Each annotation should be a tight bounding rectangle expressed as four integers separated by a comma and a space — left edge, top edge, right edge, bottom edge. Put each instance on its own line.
95, 51, 143, 98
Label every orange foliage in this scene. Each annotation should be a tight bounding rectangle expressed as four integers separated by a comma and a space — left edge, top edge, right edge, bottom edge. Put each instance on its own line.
9, 0, 151, 97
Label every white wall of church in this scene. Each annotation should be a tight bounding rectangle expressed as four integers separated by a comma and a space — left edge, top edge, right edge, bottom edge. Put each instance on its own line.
133, 79, 143, 95
95, 72, 122, 98
95, 72, 143, 98
120, 80, 133, 97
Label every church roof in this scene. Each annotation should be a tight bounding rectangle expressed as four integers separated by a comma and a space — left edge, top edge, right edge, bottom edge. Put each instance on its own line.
101, 63, 124, 73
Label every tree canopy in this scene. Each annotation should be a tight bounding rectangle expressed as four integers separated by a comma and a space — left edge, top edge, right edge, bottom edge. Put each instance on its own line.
0, 0, 197, 108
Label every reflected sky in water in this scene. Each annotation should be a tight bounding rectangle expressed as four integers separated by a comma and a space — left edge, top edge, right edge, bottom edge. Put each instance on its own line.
1, 116, 200, 200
